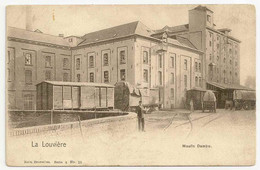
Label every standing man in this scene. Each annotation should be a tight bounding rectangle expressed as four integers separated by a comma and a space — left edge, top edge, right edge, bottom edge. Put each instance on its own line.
136, 101, 145, 132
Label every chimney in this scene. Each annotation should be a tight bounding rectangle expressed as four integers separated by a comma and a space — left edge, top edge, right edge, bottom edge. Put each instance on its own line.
59, 34, 64, 37
26, 6, 33, 31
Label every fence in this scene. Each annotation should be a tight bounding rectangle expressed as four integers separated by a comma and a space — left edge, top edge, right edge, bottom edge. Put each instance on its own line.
8, 110, 129, 129
8, 111, 136, 137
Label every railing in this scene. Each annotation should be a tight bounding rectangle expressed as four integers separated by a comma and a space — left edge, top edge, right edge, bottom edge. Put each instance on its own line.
8, 111, 136, 137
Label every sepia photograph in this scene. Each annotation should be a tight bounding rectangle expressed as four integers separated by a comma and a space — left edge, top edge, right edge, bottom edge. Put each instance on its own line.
5, 4, 256, 166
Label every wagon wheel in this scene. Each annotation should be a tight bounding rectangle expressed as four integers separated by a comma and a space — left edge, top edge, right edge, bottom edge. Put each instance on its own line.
243, 102, 250, 110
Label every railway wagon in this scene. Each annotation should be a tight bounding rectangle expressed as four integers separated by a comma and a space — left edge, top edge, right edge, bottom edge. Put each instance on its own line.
233, 90, 256, 110
36, 81, 114, 110
114, 81, 160, 112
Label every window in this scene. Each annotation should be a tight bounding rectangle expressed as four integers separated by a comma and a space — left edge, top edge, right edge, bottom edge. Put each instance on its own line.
7, 68, 11, 81
158, 71, 162, 85
24, 94, 33, 110
89, 56, 94, 67
217, 44, 220, 49
209, 54, 212, 60
7, 51, 10, 64
143, 69, 148, 82
103, 53, 109, 66
199, 77, 202, 87
76, 58, 81, 70
171, 73, 174, 84
25, 53, 32, 65
230, 60, 232, 65
77, 74, 81, 82
184, 59, 187, 70
209, 65, 213, 72
229, 49, 232, 54
25, 70, 32, 84
170, 56, 174, 68
120, 69, 126, 81
217, 56, 219, 61
235, 61, 238, 66
209, 41, 212, 47
223, 58, 226, 63
90, 72, 94, 82
195, 62, 198, 72
143, 51, 148, 64
158, 54, 162, 68
45, 70, 51, 80
63, 58, 69, 69
195, 76, 198, 87
207, 15, 211, 23
235, 72, 238, 77
63, 73, 69, 82
120, 51, 126, 64
45, 56, 51, 67
104, 71, 109, 83
170, 88, 174, 99
184, 75, 187, 87
199, 63, 201, 72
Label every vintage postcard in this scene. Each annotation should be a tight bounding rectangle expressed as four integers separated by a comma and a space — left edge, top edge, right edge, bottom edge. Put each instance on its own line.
6, 5, 256, 166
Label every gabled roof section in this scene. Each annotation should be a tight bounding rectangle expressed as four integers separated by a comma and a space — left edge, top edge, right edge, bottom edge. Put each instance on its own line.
175, 36, 197, 49
78, 21, 154, 46
7, 27, 70, 47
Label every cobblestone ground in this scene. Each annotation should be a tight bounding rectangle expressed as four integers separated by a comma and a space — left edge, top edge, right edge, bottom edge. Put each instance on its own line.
7, 109, 256, 166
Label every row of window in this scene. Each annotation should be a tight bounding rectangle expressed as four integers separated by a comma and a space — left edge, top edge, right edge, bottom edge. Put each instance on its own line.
76, 50, 126, 70
76, 69, 126, 83
24, 70, 70, 84
24, 53, 70, 69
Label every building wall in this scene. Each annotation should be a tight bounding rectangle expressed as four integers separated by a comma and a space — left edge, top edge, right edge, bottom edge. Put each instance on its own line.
71, 38, 136, 86
188, 8, 240, 85
134, 37, 202, 108
205, 29, 240, 85
7, 40, 71, 110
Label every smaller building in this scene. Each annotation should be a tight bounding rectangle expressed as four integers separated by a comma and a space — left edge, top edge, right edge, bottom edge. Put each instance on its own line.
36, 81, 114, 110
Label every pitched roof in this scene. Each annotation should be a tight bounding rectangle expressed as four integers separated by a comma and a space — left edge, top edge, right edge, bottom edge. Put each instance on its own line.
7, 27, 70, 47
78, 21, 154, 46
207, 82, 255, 91
175, 36, 196, 49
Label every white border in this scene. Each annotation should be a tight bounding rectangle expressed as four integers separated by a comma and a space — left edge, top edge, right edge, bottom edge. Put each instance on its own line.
1, 0, 259, 170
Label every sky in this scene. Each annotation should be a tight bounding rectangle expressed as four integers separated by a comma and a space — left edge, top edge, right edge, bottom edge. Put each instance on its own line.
6, 5, 256, 86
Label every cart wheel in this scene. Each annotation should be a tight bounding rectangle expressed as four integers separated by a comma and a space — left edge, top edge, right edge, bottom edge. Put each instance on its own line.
243, 102, 250, 110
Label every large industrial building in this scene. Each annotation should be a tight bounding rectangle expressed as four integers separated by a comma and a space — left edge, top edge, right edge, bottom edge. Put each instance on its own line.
7, 5, 242, 110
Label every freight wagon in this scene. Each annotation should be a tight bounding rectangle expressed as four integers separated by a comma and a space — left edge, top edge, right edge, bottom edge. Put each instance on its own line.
36, 81, 114, 110
114, 81, 160, 112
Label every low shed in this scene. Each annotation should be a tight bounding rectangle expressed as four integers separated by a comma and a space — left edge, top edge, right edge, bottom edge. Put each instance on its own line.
36, 81, 114, 110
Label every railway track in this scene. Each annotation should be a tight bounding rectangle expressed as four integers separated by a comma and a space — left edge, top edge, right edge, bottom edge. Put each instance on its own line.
160, 112, 226, 138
